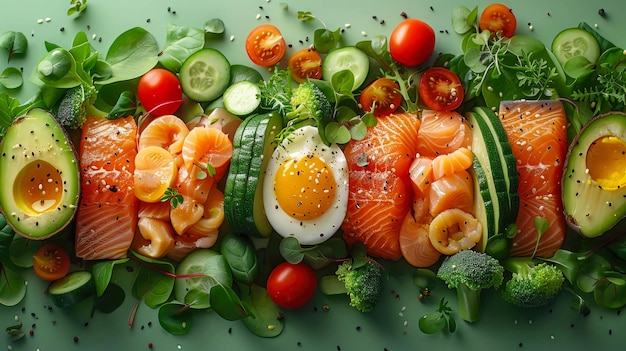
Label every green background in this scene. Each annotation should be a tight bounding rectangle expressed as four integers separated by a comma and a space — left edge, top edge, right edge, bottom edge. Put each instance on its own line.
2, 0, 626, 350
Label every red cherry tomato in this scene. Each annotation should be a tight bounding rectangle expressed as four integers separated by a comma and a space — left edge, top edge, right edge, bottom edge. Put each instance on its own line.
245, 24, 287, 67
359, 78, 402, 117
418, 67, 465, 111
389, 19, 436, 67
137, 68, 183, 116
478, 3, 517, 38
267, 262, 317, 309
32, 243, 71, 281
288, 49, 323, 83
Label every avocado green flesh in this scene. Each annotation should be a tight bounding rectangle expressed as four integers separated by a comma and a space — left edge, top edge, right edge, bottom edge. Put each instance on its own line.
562, 112, 626, 238
0, 108, 80, 239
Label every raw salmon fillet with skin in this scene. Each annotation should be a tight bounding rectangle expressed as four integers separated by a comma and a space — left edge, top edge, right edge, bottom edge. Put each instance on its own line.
498, 100, 567, 258
75, 116, 138, 260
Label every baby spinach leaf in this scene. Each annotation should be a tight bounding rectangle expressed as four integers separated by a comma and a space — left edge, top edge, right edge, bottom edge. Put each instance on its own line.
9, 236, 42, 268
131, 254, 175, 308
204, 19, 225, 35
0, 67, 23, 89
94, 283, 125, 313
240, 284, 284, 337
220, 232, 259, 285
92, 258, 129, 297
451, 6, 474, 35
36, 47, 84, 88
108, 90, 137, 119
279, 237, 304, 264
97, 27, 159, 85
0, 31, 27, 62
0, 265, 26, 307
210, 284, 248, 321
158, 302, 193, 335
159, 24, 204, 72
0, 215, 13, 261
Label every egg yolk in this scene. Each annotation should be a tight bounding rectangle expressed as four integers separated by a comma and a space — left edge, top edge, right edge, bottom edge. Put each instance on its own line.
274, 155, 337, 220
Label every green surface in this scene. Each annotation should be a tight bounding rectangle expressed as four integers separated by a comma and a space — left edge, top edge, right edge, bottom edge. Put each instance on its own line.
2, 0, 626, 350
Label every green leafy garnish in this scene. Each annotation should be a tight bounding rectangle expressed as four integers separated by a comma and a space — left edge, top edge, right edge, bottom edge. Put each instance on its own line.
418, 298, 456, 334
161, 187, 184, 208
0, 31, 27, 62
67, 0, 88, 17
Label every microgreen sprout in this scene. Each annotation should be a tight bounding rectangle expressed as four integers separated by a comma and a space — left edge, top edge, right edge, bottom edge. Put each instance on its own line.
161, 187, 184, 208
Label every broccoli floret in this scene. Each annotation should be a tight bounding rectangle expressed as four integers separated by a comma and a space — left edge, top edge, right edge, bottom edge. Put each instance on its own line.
286, 80, 333, 124
501, 257, 565, 308
56, 84, 98, 129
436, 249, 504, 323
336, 259, 384, 313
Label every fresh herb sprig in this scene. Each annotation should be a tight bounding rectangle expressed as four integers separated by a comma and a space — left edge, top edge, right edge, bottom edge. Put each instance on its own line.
418, 298, 456, 334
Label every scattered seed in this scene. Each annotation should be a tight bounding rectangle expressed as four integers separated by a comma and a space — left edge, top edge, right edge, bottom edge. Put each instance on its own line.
37, 19, 43, 24
45, 17, 51, 22
400, 11, 408, 19
229, 35, 235, 41
598, 8, 606, 17
256, 13, 262, 20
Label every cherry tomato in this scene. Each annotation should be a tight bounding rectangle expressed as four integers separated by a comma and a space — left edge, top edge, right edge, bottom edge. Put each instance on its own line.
245, 24, 287, 67
137, 68, 183, 116
267, 262, 317, 309
418, 67, 465, 111
32, 243, 71, 281
389, 19, 436, 67
359, 78, 402, 117
479, 3, 517, 38
287, 49, 322, 83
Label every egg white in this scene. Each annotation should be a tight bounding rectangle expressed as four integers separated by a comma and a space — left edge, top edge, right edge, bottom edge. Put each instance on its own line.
262, 125, 349, 245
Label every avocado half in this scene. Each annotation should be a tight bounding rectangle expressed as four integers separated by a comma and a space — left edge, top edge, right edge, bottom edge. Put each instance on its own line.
562, 112, 626, 238
0, 108, 80, 239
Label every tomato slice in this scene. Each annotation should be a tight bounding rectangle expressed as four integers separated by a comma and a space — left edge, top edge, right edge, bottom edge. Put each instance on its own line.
359, 78, 402, 117
287, 49, 322, 83
418, 67, 465, 111
478, 3, 517, 38
245, 24, 286, 67
32, 243, 71, 281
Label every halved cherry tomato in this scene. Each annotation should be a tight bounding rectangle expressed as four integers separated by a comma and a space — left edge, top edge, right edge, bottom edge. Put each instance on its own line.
137, 68, 183, 116
389, 19, 436, 67
32, 243, 71, 281
479, 3, 517, 38
245, 24, 286, 67
267, 262, 317, 309
288, 49, 322, 83
418, 67, 465, 111
359, 78, 402, 117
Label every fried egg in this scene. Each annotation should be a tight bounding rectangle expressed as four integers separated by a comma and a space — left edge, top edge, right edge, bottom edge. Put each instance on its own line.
263, 125, 349, 245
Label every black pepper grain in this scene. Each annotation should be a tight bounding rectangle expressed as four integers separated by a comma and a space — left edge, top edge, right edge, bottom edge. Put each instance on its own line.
598, 8, 606, 17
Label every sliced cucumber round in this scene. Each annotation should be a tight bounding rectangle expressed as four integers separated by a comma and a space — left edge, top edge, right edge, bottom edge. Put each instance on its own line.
551, 28, 600, 66
322, 46, 369, 91
179, 48, 231, 102
222, 80, 261, 116
48, 271, 95, 308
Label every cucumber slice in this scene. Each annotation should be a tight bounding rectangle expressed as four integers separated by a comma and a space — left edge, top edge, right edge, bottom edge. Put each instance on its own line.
322, 46, 369, 91
48, 271, 95, 308
222, 81, 261, 116
173, 249, 232, 309
551, 28, 600, 66
224, 112, 281, 237
179, 48, 231, 102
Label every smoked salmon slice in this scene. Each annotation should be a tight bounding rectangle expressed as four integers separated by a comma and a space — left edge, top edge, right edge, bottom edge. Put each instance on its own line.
75, 116, 138, 260
416, 110, 472, 158
498, 100, 567, 258
342, 170, 412, 260
343, 112, 420, 177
